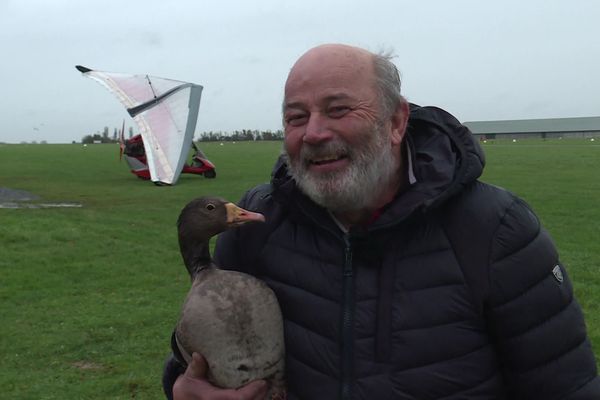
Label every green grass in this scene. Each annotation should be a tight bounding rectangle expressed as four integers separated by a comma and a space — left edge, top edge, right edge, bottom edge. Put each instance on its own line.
0, 141, 283, 400
1, 138, 599, 399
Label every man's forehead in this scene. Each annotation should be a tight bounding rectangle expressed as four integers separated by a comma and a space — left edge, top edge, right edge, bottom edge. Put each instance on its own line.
285, 60, 375, 100
284, 92, 355, 109
283, 45, 377, 107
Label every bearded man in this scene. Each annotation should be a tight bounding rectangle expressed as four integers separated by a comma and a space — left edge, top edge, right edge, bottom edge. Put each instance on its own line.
164, 44, 600, 400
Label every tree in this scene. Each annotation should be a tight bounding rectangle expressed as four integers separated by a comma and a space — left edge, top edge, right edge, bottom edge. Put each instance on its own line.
262, 130, 273, 141
193, 129, 284, 142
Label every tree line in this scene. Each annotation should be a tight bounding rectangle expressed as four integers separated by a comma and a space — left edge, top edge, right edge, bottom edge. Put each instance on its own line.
81, 126, 135, 144
80, 127, 283, 144
197, 129, 284, 142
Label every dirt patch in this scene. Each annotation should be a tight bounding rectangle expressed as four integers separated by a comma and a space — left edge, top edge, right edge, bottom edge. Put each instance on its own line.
71, 361, 105, 370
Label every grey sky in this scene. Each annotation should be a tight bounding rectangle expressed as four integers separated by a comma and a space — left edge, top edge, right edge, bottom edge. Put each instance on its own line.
1, 0, 599, 143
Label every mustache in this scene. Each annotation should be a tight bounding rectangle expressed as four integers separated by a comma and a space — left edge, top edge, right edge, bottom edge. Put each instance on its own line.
299, 140, 351, 163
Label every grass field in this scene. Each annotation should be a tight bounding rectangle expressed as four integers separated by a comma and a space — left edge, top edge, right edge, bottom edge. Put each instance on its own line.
1, 138, 599, 399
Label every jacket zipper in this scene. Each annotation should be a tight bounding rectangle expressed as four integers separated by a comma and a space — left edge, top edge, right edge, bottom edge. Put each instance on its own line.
341, 235, 354, 400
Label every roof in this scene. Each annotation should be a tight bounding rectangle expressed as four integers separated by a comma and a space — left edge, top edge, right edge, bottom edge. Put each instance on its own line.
463, 116, 600, 135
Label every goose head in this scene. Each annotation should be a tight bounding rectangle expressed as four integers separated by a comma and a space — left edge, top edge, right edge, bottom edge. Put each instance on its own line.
177, 196, 265, 278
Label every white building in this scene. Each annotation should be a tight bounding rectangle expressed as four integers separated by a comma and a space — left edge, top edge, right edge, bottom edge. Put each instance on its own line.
463, 116, 600, 139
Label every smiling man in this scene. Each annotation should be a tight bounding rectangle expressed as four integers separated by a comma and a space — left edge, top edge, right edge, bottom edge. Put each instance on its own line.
282, 45, 408, 227
164, 44, 600, 400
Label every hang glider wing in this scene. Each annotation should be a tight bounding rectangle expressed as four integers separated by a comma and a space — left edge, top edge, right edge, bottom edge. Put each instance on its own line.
76, 65, 203, 185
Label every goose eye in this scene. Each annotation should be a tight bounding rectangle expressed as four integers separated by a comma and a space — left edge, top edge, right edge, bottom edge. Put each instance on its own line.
206, 203, 216, 211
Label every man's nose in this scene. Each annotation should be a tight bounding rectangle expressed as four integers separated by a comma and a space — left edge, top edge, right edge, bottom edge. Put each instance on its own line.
303, 113, 332, 144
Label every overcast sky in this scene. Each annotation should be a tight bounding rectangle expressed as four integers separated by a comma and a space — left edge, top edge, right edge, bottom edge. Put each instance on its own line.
1, 0, 599, 143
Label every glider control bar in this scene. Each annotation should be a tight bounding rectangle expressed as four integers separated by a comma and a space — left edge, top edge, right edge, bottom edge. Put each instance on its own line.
127, 83, 193, 118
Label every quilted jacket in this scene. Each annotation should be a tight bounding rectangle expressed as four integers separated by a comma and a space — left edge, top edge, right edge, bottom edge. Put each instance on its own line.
212, 105, 600, 399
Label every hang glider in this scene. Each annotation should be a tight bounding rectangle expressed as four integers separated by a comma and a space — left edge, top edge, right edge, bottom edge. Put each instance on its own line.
76, 65, 205, 185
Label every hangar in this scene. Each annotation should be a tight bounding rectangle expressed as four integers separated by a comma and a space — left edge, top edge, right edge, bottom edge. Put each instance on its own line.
463, 116, 600, 140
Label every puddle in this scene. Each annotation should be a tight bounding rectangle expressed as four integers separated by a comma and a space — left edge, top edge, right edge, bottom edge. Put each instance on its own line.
0, 187, 81, 209
0, 202, 82, 209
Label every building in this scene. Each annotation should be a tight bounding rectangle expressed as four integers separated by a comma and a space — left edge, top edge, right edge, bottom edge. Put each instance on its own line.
463, 116, 600, 140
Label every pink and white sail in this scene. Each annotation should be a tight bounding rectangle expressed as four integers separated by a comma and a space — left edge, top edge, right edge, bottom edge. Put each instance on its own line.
76, 65, 203, 185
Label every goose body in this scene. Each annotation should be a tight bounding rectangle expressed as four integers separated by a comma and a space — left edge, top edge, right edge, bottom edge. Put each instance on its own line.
174, 197, 285, 398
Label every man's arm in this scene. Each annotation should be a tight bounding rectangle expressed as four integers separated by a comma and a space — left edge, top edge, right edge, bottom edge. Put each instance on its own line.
163, 354, 186, 400
486, 197, 600, 399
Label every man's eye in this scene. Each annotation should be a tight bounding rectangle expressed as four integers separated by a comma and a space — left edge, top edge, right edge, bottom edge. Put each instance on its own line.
328, 106, 350, 118
286, 114, 308, 126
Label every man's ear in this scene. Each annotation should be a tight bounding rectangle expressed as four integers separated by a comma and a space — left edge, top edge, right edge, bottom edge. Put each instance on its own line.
390, 101, 410, 146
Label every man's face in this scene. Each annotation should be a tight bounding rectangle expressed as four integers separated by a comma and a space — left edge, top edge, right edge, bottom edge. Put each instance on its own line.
282, 46, 400, 212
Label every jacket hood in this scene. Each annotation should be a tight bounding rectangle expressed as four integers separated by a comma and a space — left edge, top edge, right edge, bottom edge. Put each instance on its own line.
269, 104, 485, 230
403, 104, 485, 210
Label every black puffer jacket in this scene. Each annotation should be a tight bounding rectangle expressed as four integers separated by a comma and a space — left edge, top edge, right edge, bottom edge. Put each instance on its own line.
212, 105, 599, 399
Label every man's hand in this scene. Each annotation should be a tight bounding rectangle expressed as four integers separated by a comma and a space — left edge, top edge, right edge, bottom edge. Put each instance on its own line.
172, 352, 269, 400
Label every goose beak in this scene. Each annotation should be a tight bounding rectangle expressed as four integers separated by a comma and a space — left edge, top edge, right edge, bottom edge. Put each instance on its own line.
225, 203, 266, 227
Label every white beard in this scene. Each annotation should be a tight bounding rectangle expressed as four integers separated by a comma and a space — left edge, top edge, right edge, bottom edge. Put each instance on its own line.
285, 124, 399, 213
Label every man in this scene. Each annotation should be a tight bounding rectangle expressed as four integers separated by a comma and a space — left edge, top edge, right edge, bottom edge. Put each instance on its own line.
164, 44, 600, 399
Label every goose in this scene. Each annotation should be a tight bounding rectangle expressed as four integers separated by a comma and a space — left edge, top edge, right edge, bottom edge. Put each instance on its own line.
173, 196, 285, 399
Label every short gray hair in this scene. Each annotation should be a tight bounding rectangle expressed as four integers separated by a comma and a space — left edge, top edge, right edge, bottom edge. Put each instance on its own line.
372, 51, 406, 117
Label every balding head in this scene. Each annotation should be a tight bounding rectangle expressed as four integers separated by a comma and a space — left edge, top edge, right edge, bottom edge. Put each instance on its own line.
288, 44, 374, 77
285, 44, 376, 104
285, 44, 404, 119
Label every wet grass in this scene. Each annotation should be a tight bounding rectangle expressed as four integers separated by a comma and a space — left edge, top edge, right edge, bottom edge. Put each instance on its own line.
0, 138, 598, 398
